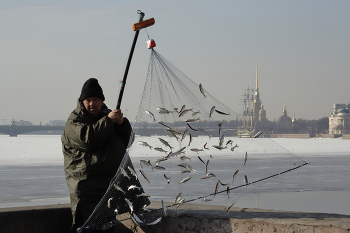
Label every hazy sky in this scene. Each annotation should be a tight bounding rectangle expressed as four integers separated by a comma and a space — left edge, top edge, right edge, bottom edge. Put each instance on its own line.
1, 1, 349, 125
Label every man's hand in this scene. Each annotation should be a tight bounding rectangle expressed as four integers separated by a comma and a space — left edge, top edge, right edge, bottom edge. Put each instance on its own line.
108, 109, 124, 124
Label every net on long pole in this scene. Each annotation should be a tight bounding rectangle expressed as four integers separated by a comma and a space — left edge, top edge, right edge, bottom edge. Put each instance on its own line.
80, 49, 308, 231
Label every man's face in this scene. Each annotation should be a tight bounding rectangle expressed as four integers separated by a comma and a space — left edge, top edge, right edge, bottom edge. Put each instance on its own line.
83, 97, 104, 117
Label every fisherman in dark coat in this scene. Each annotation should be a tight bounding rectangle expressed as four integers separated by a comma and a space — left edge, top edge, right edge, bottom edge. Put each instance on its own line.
62, 78, 132, 233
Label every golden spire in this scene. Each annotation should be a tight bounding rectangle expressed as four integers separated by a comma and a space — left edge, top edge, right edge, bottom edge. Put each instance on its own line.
256, 60, 258, 90
255, 60, 259, 99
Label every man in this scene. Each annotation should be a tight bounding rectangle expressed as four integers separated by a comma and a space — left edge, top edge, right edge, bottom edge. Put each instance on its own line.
62, 78, 132, 233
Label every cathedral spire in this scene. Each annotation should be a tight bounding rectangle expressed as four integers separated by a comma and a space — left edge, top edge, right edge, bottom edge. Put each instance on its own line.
255, 60, 259, 99
256, 60, 258, 91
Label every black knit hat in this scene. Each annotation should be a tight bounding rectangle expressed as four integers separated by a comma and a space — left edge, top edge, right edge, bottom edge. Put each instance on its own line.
79, 78, 105, 101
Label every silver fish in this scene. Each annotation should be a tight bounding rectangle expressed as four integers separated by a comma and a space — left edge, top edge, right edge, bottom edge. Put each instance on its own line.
128, 185, 141, 191
218, 180, 228, 186
164, 128, 180, 139
198, 156, 205, 164
179, 105, 186, 114
161, 199, 167, 216
128, 166, 138, 180
203, 142, 209, 150
219, 135, 225, 147
157, 107, 173, 114
185, 117, 200, 123
243, 151, 247, 166
176, 198, 185, 208
174, 192, 182, 204
188, 133, 192, 146
114, 184, 126, 195
232, 170, 239, 183
253, 130, 264, 138
147, 217, 162, 225
140, 159, 153, 168
192, 110, 201, 117
191, 148, 204, 153
199, 83, 206, 98
181, 130, 188, 142
120, 167, 131, 180
179, 108, 193, 118
180, 156, 191, 161
215, 109, 230, 115
139, 170, 150, 184
107, 197, 113, 208
125, 198, 134, 213
212, 145, 227, 150
145, 110, 156, 122
200, 173, 216, 179
244, 175, 249, 188
138, 141, 152, 149
177, 163, 195, 172
187, 123, 198, 131
181, 168, 191, 174
132, 213, 144, 224
231, 144, 239, 152
209, 106, 215, 118
158, 121, 171, 129
214, 181, 219, 197
226, 139, 233, 146
179, 177, 191, 184
170, 146, 186, 157
225, 202, 235, 215
159, 138, 173, 150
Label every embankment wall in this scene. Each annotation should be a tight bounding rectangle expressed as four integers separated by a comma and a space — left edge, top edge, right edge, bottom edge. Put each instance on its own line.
265, 134, 311, 138
1, 203, 349, 233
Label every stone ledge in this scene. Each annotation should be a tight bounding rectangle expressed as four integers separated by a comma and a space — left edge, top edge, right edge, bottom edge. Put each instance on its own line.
1, 203, 350, 233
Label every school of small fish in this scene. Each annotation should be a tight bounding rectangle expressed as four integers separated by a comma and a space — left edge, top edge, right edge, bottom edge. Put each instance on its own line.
116, 83, 265, 225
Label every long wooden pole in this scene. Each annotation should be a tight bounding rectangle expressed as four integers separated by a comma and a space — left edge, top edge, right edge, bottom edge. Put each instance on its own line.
116, 11, 155, 109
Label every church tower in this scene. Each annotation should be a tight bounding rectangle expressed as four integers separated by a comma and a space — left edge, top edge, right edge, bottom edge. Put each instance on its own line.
252, 61, 262, 122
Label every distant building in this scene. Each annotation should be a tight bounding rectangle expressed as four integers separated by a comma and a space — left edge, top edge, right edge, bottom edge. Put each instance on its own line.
329, 104, 350, 134
16, 120, 33, 126
276, 105, 292, 132
259, 104, 268, 121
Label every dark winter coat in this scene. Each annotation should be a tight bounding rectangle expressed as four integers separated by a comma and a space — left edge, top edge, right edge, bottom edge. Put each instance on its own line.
61, 100, 132, 224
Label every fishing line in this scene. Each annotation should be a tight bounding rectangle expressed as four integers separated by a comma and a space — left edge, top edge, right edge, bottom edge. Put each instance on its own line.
151, 162, 309, 211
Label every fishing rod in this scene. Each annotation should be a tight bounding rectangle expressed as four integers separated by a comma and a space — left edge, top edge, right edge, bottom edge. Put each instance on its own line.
152, 161, 310, 211
116, 10, 155, 110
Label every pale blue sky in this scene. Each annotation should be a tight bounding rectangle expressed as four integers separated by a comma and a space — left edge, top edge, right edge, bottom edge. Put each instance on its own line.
1, 1, 349, 124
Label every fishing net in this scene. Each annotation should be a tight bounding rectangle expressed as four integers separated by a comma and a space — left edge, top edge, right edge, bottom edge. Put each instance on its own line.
80, 49, 309, 231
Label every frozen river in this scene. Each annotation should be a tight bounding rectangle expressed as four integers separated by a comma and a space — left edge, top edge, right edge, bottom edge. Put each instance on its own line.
0, 134, 349, 215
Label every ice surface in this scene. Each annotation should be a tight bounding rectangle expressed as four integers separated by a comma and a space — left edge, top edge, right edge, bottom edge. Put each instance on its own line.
0, 135, 349, 215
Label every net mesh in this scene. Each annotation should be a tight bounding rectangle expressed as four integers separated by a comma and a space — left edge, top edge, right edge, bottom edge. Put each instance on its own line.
80, 49, 308, 230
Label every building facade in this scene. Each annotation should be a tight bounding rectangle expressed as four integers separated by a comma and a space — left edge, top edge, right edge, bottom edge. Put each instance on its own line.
329, 104, 350, 134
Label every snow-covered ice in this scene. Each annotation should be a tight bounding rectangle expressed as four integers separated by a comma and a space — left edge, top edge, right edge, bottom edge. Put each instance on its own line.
0, 135, 349, 215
